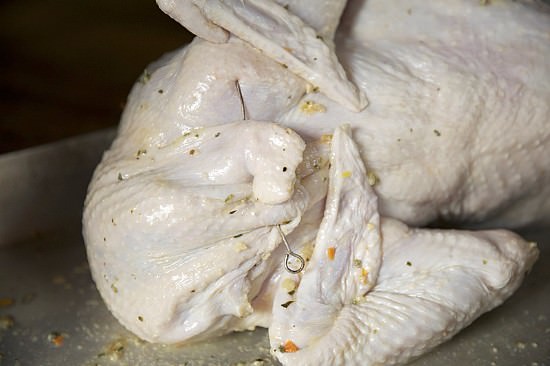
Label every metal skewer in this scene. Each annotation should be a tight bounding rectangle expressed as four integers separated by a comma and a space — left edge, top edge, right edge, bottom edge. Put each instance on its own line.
235, 80, 304, 274
235, 80, 248, 120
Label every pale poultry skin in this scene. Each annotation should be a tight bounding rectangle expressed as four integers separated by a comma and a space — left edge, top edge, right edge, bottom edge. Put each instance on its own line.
83, 0, 548, 365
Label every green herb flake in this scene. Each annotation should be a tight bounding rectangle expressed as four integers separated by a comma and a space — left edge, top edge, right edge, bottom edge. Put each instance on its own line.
433, 129, 441, 137
406, 261, 412, 266
224, 194, 234, 203
367, 171, 379, 186
281, 300, 294, 308
136, 149, 147, 159
139, 69, 151, 84
353, 259, 363, 268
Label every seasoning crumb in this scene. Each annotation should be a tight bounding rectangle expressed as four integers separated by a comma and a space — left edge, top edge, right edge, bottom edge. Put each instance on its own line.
100, 338, 126, 361
406, 261, 412, 266
320, 134, 333, 144
157, 89, 163, 94
52, 275, 66, 285
0, 297, 14, 308
367, 171, 379, 186
138, 316, 144, 322
215, 132, 221, 138
300, 100, 326, 114
282, 278, 297, 294
47, 331, 65, 347
353, 259, 363, 268
433, 129, 441, 137
282, 166, 288, 172
0, 315, 15, 330
189, 149, 196, 155
234, 242, 248, 253
360, 268, 369, 285
21, 293, 36, 304
111, 284, 119, 294
136, 149, 147, 159
139, 69, 151, 84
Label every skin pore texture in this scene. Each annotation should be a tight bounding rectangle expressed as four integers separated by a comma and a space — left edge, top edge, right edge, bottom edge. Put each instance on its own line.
83, 0, 548, 365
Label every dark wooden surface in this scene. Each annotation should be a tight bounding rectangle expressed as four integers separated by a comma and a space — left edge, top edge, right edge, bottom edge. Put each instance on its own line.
0, 0, 193, 153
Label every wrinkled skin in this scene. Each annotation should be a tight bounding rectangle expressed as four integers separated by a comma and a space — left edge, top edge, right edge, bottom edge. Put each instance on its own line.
83, 0, 548, 365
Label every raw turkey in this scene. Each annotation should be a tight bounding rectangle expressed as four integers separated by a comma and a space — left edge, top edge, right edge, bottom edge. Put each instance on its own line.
83, 0, 548, 365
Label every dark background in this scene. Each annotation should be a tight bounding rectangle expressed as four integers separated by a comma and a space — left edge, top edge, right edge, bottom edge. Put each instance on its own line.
0, 0, 193, 154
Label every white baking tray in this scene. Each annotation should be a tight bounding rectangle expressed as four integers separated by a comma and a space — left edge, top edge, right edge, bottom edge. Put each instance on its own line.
0, 130, 548, 365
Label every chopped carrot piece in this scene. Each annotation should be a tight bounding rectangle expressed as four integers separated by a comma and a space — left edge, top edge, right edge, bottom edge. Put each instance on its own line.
327, 247, 336, 260
283, 340, 299, 353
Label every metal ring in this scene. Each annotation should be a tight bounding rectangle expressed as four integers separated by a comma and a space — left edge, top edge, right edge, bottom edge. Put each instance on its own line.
285, 251, 305, 273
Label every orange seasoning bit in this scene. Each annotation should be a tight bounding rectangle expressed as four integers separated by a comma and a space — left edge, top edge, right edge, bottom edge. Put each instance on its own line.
282, 340, 299, 353
0, 297, 14, 308
327, 247, 336, 260
48, 332, 65, 347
